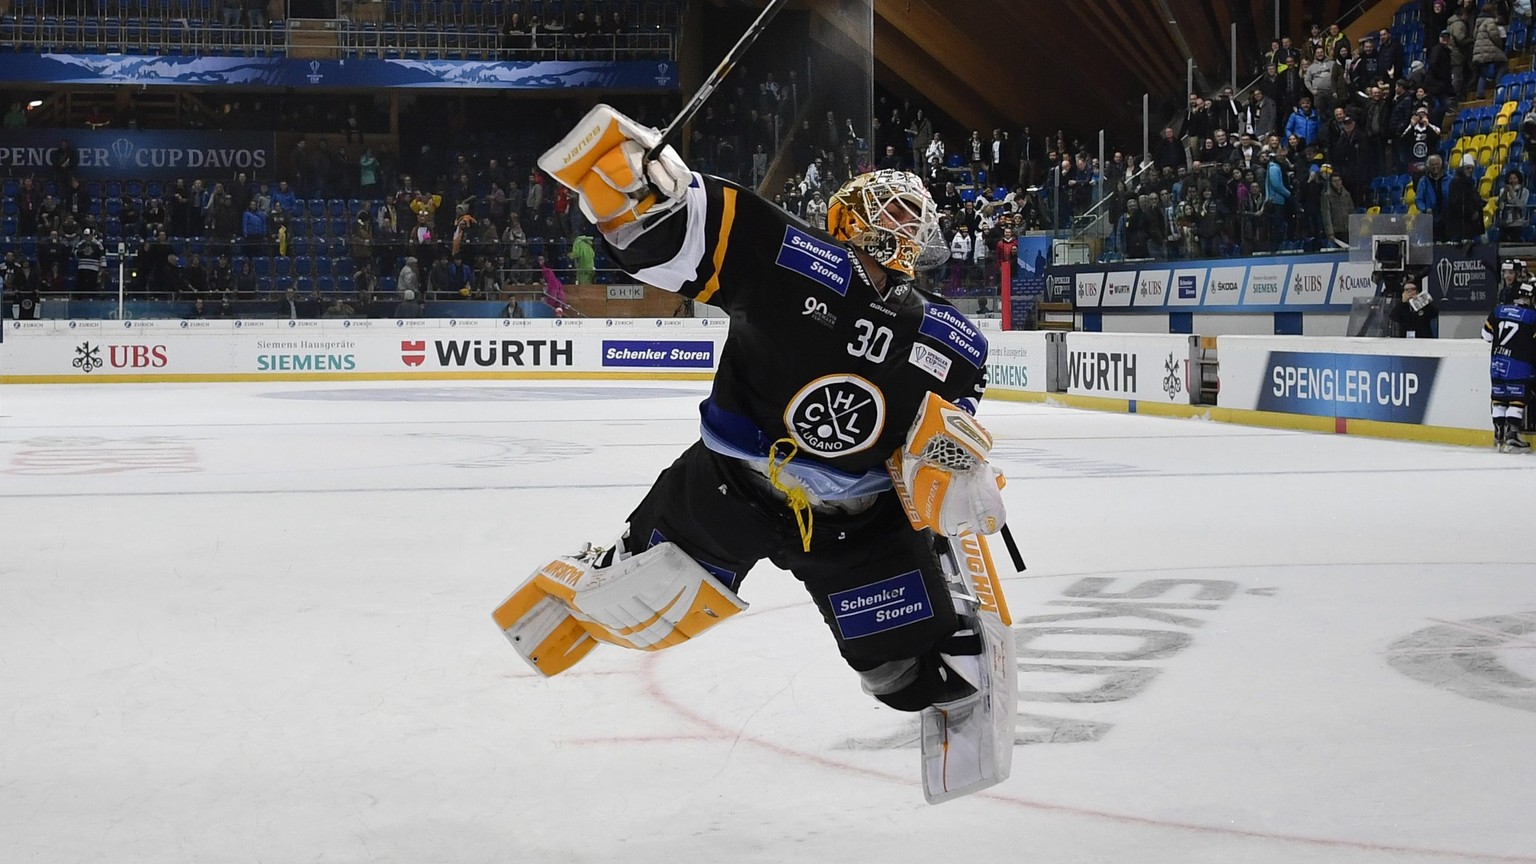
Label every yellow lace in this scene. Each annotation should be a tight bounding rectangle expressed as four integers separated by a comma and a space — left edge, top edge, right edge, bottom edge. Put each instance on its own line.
766, 437, 813, 552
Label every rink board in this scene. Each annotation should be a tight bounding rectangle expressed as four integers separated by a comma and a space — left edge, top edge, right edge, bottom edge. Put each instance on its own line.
0, 319, 1494, 445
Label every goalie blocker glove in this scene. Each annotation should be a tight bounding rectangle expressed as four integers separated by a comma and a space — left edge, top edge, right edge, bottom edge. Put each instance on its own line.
538, 104, 692, 241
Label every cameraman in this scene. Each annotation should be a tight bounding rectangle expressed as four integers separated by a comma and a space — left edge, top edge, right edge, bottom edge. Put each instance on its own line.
1392, 280, 1440, 338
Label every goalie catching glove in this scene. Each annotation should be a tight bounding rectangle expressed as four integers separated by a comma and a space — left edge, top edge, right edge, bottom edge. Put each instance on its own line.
537, 103, 692, 236
889, 392, 1007, 537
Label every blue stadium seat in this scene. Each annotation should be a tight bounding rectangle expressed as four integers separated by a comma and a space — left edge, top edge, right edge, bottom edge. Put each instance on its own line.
274, 257, 291, 278
254, 256, 270, 278
294, 257, 312, 277
313, 257, 332, 277
317, 276, 334, 294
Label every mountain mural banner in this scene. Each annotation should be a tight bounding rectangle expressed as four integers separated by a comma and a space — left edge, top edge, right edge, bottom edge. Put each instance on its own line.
0, 54, 679, 90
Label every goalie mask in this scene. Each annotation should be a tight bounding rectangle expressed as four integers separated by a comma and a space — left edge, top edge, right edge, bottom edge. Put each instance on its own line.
827, 169, 941, 279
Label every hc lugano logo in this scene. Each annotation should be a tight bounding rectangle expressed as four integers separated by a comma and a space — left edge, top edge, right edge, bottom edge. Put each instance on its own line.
783, 374, 886, 456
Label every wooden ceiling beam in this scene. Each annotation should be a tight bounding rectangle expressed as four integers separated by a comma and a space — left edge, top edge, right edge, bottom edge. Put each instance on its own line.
1069, 0, 1185, 96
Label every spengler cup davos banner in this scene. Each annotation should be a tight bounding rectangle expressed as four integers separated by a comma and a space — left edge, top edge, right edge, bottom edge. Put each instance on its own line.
1, 129, 275, 180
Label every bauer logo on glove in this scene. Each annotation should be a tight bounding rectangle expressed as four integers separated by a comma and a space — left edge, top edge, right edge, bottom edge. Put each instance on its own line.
538, 104, 693, 235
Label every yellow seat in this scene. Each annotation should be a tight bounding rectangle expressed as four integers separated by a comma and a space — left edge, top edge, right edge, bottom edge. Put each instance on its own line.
1480, 176, 1494, 198
1480, 146, 1496, 166
1367, 205, 1382, 215
1496, 145, 1509, 165
1501, 131, 1518, 147
1404, 186, 1417, 205
1451, 149, 1464, 167
1503, 100, 1519, 117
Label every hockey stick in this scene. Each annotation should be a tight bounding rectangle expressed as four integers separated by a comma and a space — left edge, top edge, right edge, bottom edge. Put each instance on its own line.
645, 0, 790, 162
999, 523, 1026, 572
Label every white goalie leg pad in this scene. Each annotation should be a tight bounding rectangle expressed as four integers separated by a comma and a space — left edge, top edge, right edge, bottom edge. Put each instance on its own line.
563, 542, 748, 650
493, 542, 747, 677
920, 608, 1017, 804
919, 531, 1017, 804
493, 577, 601, 678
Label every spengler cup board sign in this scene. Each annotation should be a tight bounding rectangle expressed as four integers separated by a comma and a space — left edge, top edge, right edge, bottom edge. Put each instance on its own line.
1217, 335, 1490, 429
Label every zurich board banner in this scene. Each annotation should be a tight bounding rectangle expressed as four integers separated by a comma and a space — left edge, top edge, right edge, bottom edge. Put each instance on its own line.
1055, 247, 1498, 314
0, 129, 275, 180
0, 54, 678, 91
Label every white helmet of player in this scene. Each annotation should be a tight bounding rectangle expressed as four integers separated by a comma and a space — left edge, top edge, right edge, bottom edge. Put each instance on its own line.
827, 169, 941, 278
1517, 282, 1535, 307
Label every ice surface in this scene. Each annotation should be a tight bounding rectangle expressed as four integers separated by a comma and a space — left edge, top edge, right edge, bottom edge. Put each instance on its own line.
2, 380, 1534, 863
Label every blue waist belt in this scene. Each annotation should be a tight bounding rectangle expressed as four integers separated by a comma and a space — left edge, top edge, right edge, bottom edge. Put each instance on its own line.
698, 399, 894, 501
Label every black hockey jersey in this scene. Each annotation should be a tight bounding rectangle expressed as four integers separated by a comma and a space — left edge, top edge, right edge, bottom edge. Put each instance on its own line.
606, 175, 989, 500
1484, 303, 1536, 380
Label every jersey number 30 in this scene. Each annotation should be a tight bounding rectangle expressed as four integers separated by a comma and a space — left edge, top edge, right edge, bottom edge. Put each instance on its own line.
848, 319, 894, 363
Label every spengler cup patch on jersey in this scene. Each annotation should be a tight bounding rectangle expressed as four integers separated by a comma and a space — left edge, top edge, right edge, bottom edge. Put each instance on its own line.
784, 374, 886, 456
775, 226, 853, 297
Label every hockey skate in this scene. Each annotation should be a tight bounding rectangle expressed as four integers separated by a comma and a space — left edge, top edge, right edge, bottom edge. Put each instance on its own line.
1507, 429, 1531, 453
